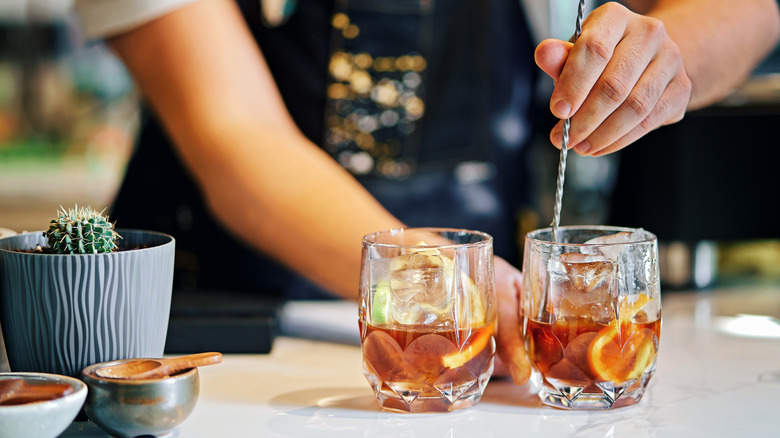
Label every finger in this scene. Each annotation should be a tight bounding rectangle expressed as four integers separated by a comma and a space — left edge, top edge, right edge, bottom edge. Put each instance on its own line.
549, 120, 568, 150
494, 261, 531, 385
575, 44, 677, 155
590, 74, 690, 156
535, 39, 573, 81
566, 18, 665, 152
550, 5, 629, 119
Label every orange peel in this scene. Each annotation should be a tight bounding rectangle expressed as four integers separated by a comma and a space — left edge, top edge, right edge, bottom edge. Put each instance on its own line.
619, 294, 653, 325
587, 293, 657, 382
441, 326, 494, 369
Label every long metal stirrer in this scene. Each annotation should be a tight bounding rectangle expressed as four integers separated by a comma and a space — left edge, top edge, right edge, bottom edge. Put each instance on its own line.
551, 0, 586, 243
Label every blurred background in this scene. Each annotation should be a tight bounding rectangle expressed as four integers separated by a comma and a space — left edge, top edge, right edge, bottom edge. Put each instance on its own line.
0, 0, 137, 234
0, 0, 778, 291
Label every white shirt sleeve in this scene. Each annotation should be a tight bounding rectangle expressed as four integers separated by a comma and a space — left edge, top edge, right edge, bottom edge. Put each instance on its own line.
73, 0, 203, 39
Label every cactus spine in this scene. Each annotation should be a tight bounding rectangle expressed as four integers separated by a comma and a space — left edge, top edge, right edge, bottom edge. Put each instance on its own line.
45, 205, 121, 254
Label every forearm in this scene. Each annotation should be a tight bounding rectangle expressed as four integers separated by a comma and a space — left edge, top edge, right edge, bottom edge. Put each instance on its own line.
109, 0, 403, 299
193, 123, 403, 300
635, 0, 780, 109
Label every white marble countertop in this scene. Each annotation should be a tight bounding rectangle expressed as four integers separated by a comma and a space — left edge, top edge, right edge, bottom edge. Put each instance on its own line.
63, 284, 780, 437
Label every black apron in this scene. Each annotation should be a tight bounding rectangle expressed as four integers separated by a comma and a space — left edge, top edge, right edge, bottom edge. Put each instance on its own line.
111, 0, 537, 299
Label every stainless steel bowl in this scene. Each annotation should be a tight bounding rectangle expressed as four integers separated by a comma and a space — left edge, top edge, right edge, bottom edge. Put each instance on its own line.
81, 359, 199, 438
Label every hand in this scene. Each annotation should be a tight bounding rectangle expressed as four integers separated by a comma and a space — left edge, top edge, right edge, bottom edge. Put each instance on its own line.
493, 256, 531, 385
535, 2, 692, 157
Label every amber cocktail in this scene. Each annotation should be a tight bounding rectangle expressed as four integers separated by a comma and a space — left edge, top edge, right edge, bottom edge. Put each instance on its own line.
359, 228, 496, 413
522, 226, 661, 409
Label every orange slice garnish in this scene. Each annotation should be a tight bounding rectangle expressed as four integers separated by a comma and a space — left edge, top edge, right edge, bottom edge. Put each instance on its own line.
588, 323, 657, 382
619, 328, 656, 380
587, 327, 629, 382
619, 294, 652, 326
441, 326, 493, 369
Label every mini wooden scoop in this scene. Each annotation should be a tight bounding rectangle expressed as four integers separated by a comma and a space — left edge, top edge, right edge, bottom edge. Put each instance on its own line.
0, 379, 74, 405
95, 352, 222, 380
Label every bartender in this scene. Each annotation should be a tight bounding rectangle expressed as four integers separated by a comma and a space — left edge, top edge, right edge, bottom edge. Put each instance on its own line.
72, 0, 780, 385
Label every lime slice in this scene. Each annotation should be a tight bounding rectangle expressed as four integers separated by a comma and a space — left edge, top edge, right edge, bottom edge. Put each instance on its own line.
371, 281, 392, 325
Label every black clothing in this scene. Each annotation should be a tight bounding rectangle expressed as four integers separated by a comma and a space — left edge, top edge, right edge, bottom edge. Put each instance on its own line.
112, 0, 538, 299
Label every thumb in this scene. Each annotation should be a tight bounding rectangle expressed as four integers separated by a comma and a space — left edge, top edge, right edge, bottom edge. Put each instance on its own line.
534, 39, 573, 82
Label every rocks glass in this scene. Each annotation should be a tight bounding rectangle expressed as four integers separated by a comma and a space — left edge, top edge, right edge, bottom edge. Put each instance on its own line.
359, 228, 496, 413
522, 226, 661, 409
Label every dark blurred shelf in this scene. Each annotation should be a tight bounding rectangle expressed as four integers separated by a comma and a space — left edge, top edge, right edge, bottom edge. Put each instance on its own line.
164, 290, 282, 355
608, 93, 780, 242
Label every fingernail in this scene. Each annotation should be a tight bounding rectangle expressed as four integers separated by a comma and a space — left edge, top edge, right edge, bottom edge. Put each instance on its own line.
574, 141, 591, 155
553, 100, 571, 118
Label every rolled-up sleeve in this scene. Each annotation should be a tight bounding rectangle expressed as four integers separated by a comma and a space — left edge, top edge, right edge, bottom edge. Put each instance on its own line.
73, 0, 202, 39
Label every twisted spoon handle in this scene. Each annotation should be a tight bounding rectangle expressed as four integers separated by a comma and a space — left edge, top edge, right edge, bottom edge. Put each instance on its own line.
552, 0, 586, 243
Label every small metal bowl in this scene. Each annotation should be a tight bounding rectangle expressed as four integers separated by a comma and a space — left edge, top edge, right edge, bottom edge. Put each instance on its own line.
82, 359, 199, 438
0, 372, 87, 438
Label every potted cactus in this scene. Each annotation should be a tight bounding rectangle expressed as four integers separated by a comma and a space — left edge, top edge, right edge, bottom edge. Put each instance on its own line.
0, 205, 176, 378
44, 205, 121, 254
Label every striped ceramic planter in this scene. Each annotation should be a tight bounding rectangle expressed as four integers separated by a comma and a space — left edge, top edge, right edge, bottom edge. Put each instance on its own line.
0, 230, 175, 378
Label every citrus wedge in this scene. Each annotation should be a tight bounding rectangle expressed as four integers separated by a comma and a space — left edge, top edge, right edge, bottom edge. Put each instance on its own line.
370, 281, 392, 325
618, 294, 653, 326
587, 325, 628, 382
588, 327, 656, 382
441, 325, 494, 369
619, 328, 656, 381
587, 293, 658, 382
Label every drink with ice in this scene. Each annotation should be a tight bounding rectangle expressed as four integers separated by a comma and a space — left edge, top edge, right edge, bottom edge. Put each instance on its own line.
359, 228, 496, 413
522, 227, 661, 410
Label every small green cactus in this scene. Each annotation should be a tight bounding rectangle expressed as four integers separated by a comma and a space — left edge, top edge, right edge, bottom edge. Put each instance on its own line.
45, 205, 121, 254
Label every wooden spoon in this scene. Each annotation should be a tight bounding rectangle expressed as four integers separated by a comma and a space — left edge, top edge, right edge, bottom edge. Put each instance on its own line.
94, 352, 222, 380
0, 379, 74, 405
